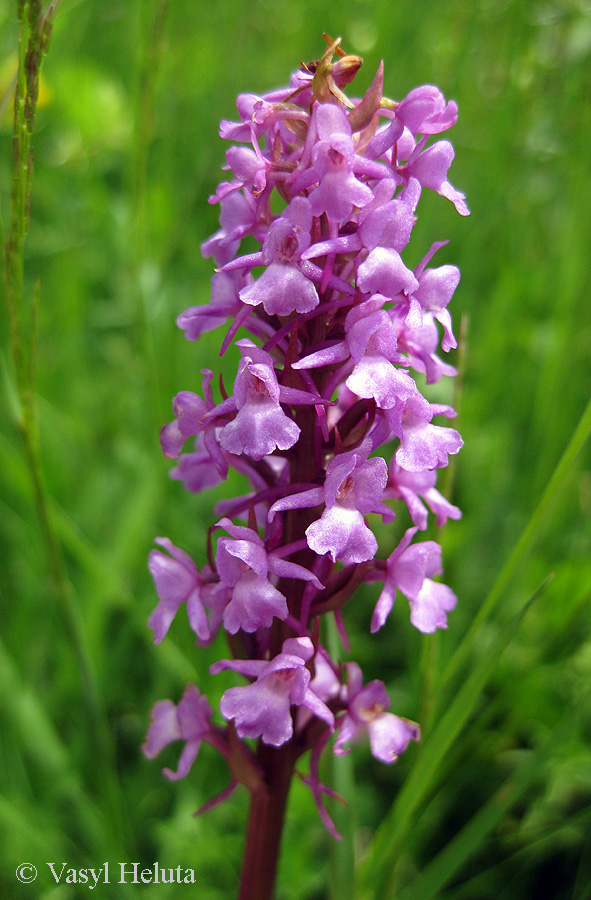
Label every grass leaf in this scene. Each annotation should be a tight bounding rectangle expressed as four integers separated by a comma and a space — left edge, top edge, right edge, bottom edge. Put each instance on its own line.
356, 575, 552, 900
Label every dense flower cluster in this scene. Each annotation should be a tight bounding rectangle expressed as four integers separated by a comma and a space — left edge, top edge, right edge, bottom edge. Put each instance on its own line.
144, 38, 466, 836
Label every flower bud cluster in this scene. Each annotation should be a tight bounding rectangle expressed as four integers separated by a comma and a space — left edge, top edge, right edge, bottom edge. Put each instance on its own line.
144, 38, 467, 835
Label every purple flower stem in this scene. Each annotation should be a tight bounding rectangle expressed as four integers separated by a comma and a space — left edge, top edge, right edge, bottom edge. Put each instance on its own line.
239, 403, 319, 898
239, 740, 296, 900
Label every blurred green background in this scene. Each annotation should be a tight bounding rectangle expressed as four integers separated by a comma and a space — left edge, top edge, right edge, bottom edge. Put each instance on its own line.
1, 0, 590, 898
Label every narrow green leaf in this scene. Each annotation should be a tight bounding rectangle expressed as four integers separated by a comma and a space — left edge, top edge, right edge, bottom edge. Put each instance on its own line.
0, 430, 198, 683
0, 636, 69, 776
326, 615, 356, 900
440, 395, 591, 694
447, 802, 591, 900
328, 752, 356, 900
356, 575, 552, 900
398, 708, 572, 900
0, 794, 67, 857
0, 637, 120, 860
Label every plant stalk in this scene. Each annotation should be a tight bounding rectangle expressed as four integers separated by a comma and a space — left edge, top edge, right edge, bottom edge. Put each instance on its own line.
1, 0, 132, 856
238, 384, 321, 898
239, 741, 296, 900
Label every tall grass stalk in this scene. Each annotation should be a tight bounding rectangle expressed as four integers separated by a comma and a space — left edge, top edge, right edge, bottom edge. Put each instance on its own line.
418, 313, 467, 736
1, 0, 131, 857
396, 702, 575, 900
438, 394, 591, 701
356, 575, 553, 900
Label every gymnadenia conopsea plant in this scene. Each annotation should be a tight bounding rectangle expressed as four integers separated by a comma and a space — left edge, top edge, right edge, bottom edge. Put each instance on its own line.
143, 36, 468, 900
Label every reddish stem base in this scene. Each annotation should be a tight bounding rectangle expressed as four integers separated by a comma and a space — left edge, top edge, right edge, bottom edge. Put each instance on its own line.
239, 741, 295, 900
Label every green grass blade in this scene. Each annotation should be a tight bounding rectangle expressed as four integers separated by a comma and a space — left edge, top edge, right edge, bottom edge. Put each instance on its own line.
0, 794, 69, 858
397, 709, 572, 900
446, 802, 591, 900
326, 615, 356, 900
0, 636, 124, 860
356, 575, 552, 900
439, 395, 591, 694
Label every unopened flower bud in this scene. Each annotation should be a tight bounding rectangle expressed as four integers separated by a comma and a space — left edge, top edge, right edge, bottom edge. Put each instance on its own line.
331, 54, 363, 86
